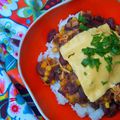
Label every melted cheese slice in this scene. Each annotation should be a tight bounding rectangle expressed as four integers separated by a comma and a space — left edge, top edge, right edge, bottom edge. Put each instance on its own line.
60, 24, 120, 102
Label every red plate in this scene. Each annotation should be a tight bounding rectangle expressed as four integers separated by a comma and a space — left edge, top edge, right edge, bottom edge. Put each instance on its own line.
18, 0, 120, 119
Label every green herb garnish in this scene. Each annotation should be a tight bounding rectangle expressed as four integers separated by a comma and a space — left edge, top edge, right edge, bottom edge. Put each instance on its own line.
79, 24, 89, 31
81, 57, 101, 71
81, 30, 120, 72
78, 14, 88, 23
91, 34, 103, 47
104, 56, 112, 72
82, 47, 95, 56
101, 81, 108, 85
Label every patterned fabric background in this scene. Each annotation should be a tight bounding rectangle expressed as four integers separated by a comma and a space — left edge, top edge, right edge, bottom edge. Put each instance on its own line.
0, 0, 65, 120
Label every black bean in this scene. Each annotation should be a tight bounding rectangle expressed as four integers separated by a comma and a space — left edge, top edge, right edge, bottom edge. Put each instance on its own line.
90, 102, 100, 110
65, 82, 79, 95
47, 29, 57, 43
64, 26, 73, 31
102, 103, 118, 117
71, 30, 80, 38
106, 18, 116, 30
53, 65, 61, 74
48, 65, 61, 82
83, 13, 93, 23
58, 89, 65, 96
70, 73, 78, 81
102, 106, 110, 116
59, 54, 68, 65
109, 103, 117, 117
53, 65, 61, 80
72, 25, 79, 30
48, 70, 55, 82
116, 102, 120, 110
90, 19, 102, 27
117, 25, 120, 35
67, 17, 73, 23
65, 22, 72, 31
78, 87, 88, 104
85, 15, 105, 28
36, 63, 44, 76
94, 16, 105, 24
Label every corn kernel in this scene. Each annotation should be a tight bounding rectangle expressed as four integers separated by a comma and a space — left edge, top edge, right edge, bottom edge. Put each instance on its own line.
76, 79, 80, 85
45, 71, 50, 76
72, 17, 77, 21
60, 26, 65, 35
66, 64, 72, 71
46, 66, 52, 71
67, 95, 75, 103
43, 76, 48, 81
52, 47, 58, 53
51, 80, 55, 84
105, 102, 110, 108
60, 81, 65, 87
80, 104, 88, 107
41, 61, 47, 68
66, 93, 69, 98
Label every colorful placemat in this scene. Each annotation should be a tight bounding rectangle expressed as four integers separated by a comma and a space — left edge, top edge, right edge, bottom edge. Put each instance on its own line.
0, 0, 65, 119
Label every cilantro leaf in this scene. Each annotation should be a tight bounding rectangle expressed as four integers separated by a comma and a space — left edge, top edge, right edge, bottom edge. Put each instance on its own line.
111, 31, 120, 45
93, 58, 101, 71
95, 47, 108, 57
111, 45, 120, 55
104, 56, 112, 72
81, 57, 101, 71
82, 47, 95, 56
91, 34, 102, 47
102, 36, 112, 48
81, 57, 91, 67
81, 30, 120, 72
106, 65, 112, 72
104, 56, 112, 65
78, 14, 88, 23
79, 24, 89, 31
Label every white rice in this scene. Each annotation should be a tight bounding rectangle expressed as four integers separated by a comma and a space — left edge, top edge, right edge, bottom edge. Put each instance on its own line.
50, 81, 68, 105
89, 108, 104, 120
38, 12, 105, 120
37, 41, 60, 62
71, 103, 88, 117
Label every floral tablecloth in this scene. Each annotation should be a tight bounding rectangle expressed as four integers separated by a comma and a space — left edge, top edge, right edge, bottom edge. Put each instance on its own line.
0, 0, 64, 119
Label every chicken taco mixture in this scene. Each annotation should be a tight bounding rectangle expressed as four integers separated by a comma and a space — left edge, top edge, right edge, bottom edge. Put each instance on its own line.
37, 11, 120, 120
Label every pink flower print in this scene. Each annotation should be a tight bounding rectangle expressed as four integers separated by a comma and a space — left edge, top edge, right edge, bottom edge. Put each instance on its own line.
10, 103, 20, 114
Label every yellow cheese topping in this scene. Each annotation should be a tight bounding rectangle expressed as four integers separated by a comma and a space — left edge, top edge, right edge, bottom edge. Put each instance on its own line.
60, 24, 120, 102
